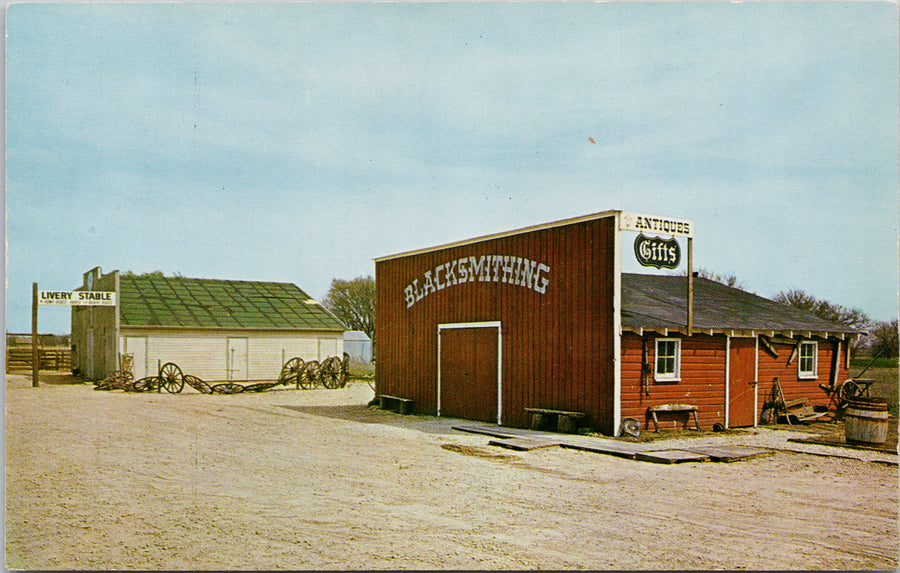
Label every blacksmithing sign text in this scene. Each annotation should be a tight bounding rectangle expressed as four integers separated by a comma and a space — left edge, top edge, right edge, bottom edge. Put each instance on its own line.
634, 235, 681, 269
404, 255, 550, 308
39, 290, 116, 306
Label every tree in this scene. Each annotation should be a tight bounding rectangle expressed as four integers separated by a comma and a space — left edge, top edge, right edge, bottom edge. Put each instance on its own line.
867, 319, 899, 359
773, 289, 871, 333
675, 267, 743, 289
321, 276, 375, 345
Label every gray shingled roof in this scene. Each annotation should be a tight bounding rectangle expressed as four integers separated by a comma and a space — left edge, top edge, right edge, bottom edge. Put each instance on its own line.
118, 275, 345, 331
622, 274, 858, 336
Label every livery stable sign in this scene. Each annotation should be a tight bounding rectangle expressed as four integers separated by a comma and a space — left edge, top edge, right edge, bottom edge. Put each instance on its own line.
38, 290, 116, 306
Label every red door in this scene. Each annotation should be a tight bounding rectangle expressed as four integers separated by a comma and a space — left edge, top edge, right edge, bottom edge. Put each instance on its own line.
729, 338, 757, 427
439, 326, 499, 423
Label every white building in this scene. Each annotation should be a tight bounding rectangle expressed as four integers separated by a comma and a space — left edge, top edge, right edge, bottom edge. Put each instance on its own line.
71, 267, 345, 381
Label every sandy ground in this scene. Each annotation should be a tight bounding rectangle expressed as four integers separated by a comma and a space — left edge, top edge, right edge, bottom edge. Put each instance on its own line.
5, 372, 898, 571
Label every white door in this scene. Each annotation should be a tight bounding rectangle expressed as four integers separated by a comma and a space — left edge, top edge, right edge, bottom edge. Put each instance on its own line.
227, 338, 249, 381
318, 337, 339, 361
124, 337, 148, 379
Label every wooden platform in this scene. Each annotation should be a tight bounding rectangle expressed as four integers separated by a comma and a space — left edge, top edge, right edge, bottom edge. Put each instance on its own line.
686, 445, 774, 462
635, 450, 711, 464
488, 438, 561, 451
452, 423, 774, 464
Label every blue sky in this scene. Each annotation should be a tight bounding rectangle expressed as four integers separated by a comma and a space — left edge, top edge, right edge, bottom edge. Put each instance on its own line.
5, 1, 899, 334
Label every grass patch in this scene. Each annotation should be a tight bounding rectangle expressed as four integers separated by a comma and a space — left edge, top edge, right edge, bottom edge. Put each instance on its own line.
850, 357, 898, 371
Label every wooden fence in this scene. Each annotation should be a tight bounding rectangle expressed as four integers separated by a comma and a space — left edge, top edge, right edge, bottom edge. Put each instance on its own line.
6, 346, 72, 372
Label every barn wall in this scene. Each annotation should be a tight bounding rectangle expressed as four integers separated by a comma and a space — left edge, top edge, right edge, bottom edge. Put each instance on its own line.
71, 268, 118, 379
757, 337, 848, 416
376, 216, 617, 432
620, 332, 727, 430
120, 329, 343, 381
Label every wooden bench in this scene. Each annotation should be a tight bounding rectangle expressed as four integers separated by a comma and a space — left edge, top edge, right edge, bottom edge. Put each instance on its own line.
379, 395, 415, 415
524, 408, 587, 434
648, 403, 701, 432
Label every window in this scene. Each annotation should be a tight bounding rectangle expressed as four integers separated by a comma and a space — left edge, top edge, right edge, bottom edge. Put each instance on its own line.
655, 338, 681, 381
798, 341, 818, 379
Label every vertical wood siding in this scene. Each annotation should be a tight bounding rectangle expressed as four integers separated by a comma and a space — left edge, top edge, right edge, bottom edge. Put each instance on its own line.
376, 216, 616, 432
620, 332, 727, 430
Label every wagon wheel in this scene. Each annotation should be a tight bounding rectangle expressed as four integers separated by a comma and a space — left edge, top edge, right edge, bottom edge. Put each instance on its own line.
159, 362, 185, 394
183, 374, 213, 394
120, 370, 135, 385
244, 382, 277, 393
212, 382, 244, 394
320, 357, 344, 389
279, 357, 305, 386
840, 379, 862, 403
302, 360, 321, 389
131, 376, 160, 392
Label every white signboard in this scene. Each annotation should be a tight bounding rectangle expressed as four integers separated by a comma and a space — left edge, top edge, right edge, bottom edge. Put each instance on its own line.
38, 290, 116, 306
620, 211, 694, 238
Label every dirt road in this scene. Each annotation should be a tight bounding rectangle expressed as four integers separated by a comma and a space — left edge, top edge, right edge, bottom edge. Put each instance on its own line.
5, 373, 898, 570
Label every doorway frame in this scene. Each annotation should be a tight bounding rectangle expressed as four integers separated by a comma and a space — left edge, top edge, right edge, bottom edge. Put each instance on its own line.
436, 321, 502, 424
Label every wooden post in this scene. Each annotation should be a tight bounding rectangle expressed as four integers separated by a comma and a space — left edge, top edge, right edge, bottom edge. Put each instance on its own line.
687, 237, 693, 336
31, 283, 39, 387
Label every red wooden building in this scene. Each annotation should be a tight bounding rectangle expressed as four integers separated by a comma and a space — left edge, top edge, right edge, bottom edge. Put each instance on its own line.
374, 210, 858, 435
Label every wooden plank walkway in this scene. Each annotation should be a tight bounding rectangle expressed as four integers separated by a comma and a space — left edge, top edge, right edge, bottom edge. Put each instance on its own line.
452, 423, 772, 464
635, 450, 711, 464
488, 438, 561, 451
686, 445, 775, 462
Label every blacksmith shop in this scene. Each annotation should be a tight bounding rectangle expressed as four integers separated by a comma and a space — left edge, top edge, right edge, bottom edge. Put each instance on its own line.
71, 267, 345, 381
374, 210, 858, 435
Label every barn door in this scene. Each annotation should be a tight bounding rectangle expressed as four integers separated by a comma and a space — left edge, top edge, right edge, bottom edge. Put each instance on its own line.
227, 338, 249, 381
86, 329, 95, 379
729, 337, 758, 427
124, 337, 148, 379
438, 322, 501, 424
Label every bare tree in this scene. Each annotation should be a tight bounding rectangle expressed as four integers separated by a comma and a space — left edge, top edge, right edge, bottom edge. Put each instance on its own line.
867, 319, 899, 358
773, 289, 871, 333
321, 276, 375, 345
674, 267, 743, 289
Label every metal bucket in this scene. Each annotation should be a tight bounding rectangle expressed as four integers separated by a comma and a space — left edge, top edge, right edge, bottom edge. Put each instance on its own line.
844, 397, 889, 445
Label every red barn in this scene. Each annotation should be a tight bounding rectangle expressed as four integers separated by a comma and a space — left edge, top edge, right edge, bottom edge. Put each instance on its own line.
374, 210, 858, 435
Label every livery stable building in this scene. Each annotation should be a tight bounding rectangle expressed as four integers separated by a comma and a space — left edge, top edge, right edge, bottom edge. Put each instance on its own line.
71, 267, 345, 381
374, 210, 859, 435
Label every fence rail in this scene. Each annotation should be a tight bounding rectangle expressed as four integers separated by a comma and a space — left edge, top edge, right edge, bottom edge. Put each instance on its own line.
6, 346, 72, 372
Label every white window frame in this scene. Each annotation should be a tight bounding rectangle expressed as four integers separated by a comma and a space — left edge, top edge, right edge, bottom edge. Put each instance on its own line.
798, 341, 818, 379
654, 338, 681, 382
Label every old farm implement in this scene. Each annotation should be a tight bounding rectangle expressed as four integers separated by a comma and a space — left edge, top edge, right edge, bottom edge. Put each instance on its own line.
94, 354, 350, 394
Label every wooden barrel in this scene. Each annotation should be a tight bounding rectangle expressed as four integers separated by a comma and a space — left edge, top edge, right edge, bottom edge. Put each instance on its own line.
844, 397, 889, 445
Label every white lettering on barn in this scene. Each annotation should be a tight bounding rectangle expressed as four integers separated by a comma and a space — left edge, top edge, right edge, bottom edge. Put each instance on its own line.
404, 255, 550, 309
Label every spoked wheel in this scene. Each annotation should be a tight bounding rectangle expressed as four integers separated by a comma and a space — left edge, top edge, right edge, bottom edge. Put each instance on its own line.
279, 357, 305, 387
840, 379, 862, 403
131, 376, 160, 392
244, 382, 277, 393
212, 382, 244, 394
183, 374, 213, 394
320, 356, 345, 389
301, 360, 320, 389
159, 362, 185, 394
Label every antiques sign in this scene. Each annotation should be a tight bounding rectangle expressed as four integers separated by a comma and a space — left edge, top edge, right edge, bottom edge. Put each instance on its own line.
620, 211, 694, 238
38, 290, 116, 306
634, 235, 681, 269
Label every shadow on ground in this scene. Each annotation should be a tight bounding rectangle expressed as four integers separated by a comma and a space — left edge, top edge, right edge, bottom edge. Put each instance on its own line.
277, 403, 470, 436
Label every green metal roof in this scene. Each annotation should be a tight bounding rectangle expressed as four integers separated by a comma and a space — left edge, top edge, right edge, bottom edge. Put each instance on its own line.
119, 275, 345, 331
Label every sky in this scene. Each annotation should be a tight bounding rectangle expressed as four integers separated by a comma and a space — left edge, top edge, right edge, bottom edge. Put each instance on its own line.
4, 1, 899, 335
